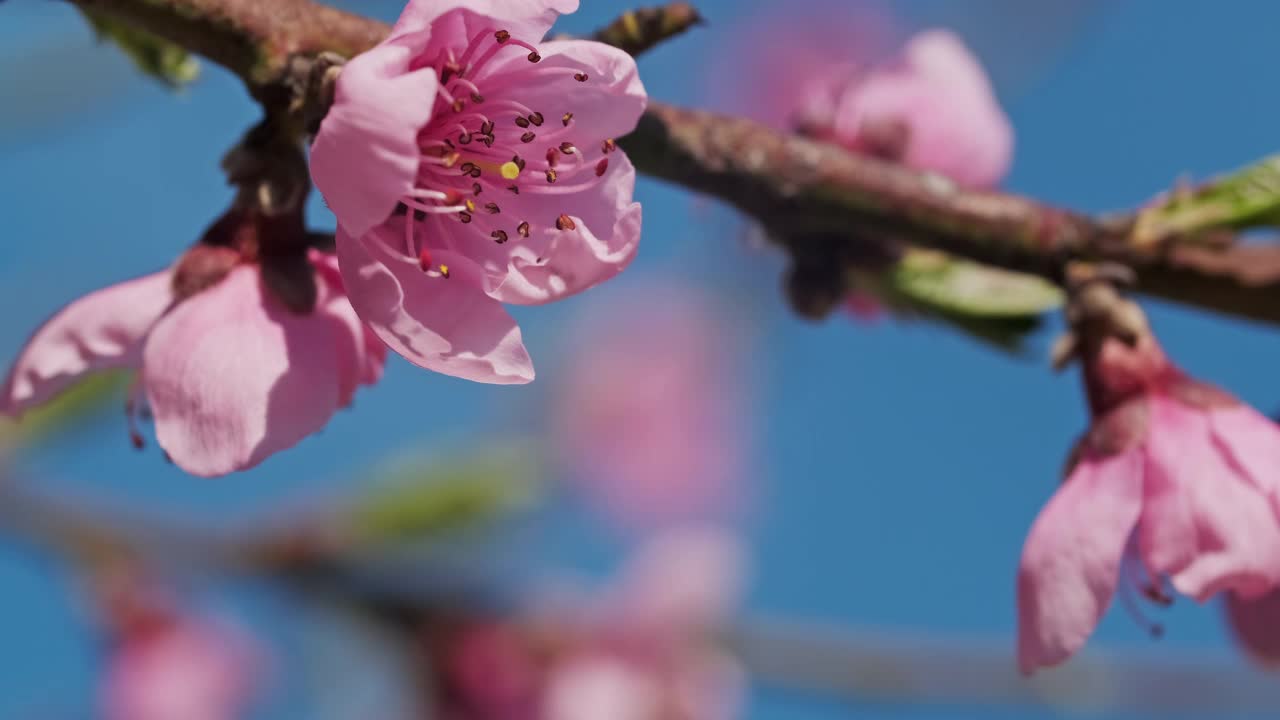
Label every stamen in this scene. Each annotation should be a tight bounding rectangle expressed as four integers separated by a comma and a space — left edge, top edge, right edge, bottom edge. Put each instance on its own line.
507, 185, 520, 194
440, 264, 451, 279
545, 169, 558, 183
528, 112, 545, 127
562, 113, 574, 126
546, 148, 561, 167
491, 230, 509, 244
574, 72, 588, 82
602, 139, 617, 154
472, 182, 483, 195
595, 158, 609, 176
517, 221, 531, 238
459, 212, 473, 224
495, 30, 511, 43
485, 202, 501, 214
556, 214, 576, 231
521, 132, 537, 143
418, 249, 434, 272
528, 51, 542, 63
515, 117, 531, 128
559, 142, 576, 154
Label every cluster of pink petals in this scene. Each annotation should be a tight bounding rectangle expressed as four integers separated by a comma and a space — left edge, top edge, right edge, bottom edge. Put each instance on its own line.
310, 0, 647, 384
552, 284, 747, 527
0, 253, 383, 477
1017, 334, 1280, 674
101, 613, 262, 720
443, 528, 745, 720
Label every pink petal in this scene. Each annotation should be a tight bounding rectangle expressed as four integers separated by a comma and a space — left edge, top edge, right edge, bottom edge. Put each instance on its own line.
833, 30, 1012, 188
336, 226, 534, 384
1209, 404, 1280, 496
1016, 450, 1143, 674
1225, 589, 1280, 668
612, 528, 744, 633
482, 154, 642, 306
310, 41, 439, 238
312, 251, 386, 405
543, 657, 660, 720
1141, 396, 1280, 602
143, 267, 347, 477
1, 272, 172, 416
394, 0, 577, 43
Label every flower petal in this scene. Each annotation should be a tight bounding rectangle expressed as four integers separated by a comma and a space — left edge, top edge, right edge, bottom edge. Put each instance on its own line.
143, 267, 346, 477
1209, 404, 1280, 496
312, 251, 386, 405
336, 226, 534, 384
2, 272, 172, 415
1141, 396, 1280, 601
1225, 589, 1280, 668
1016, 450, 1143, 674
310, 42, 439, 237
396, 0, 578, 46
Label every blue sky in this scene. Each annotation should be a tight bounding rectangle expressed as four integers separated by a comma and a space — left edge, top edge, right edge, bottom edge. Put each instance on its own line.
4, 0, 1280, 718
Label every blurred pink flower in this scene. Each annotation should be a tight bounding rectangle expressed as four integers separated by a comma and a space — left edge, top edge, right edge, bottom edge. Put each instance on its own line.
552, 284, 748, 527
441, 529, 745, 720
102, 612, 262, 720
1017, 332, 1280, 674
1225, 589, 1280, 668
310, 0, 647, 384
1, 252, 383, 477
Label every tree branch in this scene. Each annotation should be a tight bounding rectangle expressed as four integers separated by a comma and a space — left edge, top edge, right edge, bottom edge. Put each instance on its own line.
63, 0, 1280, 325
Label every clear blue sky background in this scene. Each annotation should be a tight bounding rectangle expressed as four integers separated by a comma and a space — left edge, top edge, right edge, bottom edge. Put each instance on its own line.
4, 1, 1280, 718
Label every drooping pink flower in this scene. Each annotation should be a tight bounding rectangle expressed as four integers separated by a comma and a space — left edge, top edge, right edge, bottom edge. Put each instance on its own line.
1017, 332, 1280, 674
101, 611, 262, 720
1, 251, 383, 476
1225, 587, 1280, 668
551, 284, 748, 527
310, 0, 647, 384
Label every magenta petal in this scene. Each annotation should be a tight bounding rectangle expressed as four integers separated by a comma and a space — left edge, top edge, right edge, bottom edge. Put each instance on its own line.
310, 42, 439, 237
143, 267, 346, 477
1016, 450, 1143, 674
2, 272, 172, 416
336, 227, 534, 384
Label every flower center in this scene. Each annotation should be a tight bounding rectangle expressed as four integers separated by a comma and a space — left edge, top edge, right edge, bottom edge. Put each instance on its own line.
394, 28, 618, 276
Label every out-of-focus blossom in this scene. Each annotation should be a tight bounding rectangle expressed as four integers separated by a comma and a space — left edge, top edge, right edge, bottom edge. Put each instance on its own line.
1, 251, 383, 477
552, 284, 748, 527
438, 528, 745, 719
1017, 321, 1280, 674
310, 0, 647, 384
1226, 587, 1280, 668
98, 581, 263, 720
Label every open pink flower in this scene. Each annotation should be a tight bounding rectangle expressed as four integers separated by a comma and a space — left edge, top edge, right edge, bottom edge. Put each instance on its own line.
102, 612, 262, 720
1017, 333, 1280, 674
1, 252, 383, 476
552, 284, 747, 527
310, 0, 647, 384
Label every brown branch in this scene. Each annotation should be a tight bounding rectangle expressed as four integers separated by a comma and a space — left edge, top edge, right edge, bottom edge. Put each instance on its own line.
62, 0, 1280, 325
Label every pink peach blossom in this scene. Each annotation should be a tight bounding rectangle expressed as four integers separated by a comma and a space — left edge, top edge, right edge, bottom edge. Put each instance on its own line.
101, 613, 262, 720
1017, 334, 1280, 674
310, 0, 647, 384
552, 285, 747, 527
1, 253, 383, 476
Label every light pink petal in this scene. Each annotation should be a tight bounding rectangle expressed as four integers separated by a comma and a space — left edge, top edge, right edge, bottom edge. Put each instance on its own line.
613, 528, 744, 633
543, 657, 660, 720
1016, 450, 1143, 674
2, 272, 172, 416
833, 29, 1012, 188
1209, 404, 1280, 496
312, 251, 386, 405
143, 267, 346, 477
1142, 396, 1280, 602
336, 226, 534, 384
1225, 589, 1280, 668
395, 0, 577, 44
310, 42, 439, 238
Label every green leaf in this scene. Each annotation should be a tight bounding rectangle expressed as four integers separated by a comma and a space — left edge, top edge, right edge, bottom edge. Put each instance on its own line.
1135, 155, 1280, 242
889, 248, 1063, 317
78, 8, 200, 88
0, 371, 129, 450
347, 445, 539, 547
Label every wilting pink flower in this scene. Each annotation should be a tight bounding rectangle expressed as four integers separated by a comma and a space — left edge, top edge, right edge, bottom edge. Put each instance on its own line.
552, 284, 747, 527
310, 0, 647, 384
1, 252, 383, 476
1017, 332, 1280, 674
440, 529, 745, 720
101, 612, 262, 720
1226, 587, 1280, 667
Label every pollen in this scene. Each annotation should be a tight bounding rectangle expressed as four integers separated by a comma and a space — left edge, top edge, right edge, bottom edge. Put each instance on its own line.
500, 161, 522, 180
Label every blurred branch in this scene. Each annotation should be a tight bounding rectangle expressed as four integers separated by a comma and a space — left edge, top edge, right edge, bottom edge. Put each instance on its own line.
585, 2, 704, 56
60, 0, 1280, 325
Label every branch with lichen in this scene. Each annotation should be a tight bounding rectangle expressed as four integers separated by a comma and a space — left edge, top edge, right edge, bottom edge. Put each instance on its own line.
62, 0, 1280, 326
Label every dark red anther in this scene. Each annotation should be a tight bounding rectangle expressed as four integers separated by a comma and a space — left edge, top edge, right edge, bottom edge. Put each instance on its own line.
459, 212, 473, 224
458, 132, 472, 145
130, 431, 145, 450
491, 230, 509, 244
521, 132, 536, 143
471, 92, 485, 103
562, 112, 574, 126
595, 158, 609, 177
545, 169, 558, 183
574, 72, 588, 82
484, 202, 501, 214
546, 148, 560, 167
512, 155, 527, 170
507, 185, 521, 194
559, 142, 576, 154
528, 112, 544, 127
555, 213, 576, 231
495, 30, 511, 43
418, 248, 434, 272
602, 138, 617, 154
515, 116, 531, 128
527, 51, 542, 63
517, 221, 531, 238
480, 120, 495, 135
472, 182, 483, 196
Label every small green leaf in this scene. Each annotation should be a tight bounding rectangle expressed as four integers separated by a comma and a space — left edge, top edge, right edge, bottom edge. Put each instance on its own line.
890, 248, 1063, 317
347, 445, 538, 547
0, 371, 129, 450
1135, 155, 1280, 242
78, 8, 200, 88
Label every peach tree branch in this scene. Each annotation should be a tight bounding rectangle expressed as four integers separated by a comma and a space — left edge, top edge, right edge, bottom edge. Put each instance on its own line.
62, 0, 1280, 325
